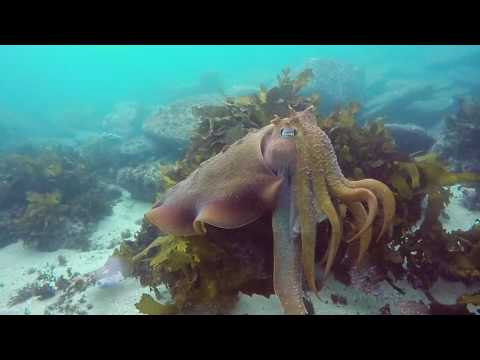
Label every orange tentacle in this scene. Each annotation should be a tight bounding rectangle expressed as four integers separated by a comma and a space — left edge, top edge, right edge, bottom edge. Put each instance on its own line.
329, 185, 378, 243
346, 179, 396, 242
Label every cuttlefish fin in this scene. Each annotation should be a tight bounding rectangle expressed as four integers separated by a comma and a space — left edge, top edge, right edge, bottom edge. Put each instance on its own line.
146, 204, 198, 236
193, 180, 283, 231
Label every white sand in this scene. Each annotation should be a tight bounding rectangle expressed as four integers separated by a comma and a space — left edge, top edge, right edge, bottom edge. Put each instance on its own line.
0, 190, 152, 315
0, 186, 479, 315
89, 189, 152, 250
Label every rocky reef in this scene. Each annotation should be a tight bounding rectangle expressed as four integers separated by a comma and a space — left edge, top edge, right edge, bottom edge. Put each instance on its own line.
384, 123, 436, 155
0, 145, 121, 250
363, 77, 468, 128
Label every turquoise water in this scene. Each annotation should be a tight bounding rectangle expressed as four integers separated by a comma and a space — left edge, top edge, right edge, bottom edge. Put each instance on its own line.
1, 45, 480, 315
1, 45, 478, 134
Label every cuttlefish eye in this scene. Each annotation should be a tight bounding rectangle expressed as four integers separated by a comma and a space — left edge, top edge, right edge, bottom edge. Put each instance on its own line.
280, 128, 296, 138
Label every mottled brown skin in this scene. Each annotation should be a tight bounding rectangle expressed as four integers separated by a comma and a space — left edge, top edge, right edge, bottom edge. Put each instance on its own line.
145, 106, 396, 315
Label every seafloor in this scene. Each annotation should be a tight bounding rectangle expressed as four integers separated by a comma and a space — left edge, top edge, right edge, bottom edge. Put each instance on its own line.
1, 186, 479, 315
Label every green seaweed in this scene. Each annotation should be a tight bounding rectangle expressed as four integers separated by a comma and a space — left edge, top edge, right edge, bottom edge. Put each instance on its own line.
1, 145, 119, 250
17, 192, 64, 233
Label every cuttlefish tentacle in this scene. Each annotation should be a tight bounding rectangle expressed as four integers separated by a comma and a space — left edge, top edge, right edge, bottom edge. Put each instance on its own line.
295, 110, 395, 244
288, 107, 396, 290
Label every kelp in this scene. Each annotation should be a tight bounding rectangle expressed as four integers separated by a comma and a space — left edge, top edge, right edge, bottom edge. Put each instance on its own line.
17, 191, 65, 232
122, 232, 267, 314
113, 215, 274, 314
135, 294, 178, 315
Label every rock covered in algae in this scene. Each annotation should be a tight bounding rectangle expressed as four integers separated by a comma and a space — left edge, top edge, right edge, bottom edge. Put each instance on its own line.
143, 95, 224, 154
102, 102, 144, 138
116, 161, 165, 202
0, 145, 121, 251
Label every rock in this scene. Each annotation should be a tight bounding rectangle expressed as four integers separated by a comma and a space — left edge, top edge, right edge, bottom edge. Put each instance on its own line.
102, 102, 144, 138
80, 133, 123, 172
116, 162, 164, 202
143, 94, 223, 155
81, 133, 157, 173
363, 78, 467, 127
384, 123, 436, 155
296, 58, 366, 114
119, 136, 156, 161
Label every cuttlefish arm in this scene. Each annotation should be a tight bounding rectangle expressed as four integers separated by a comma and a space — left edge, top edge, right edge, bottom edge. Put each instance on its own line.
264, 123, 311, 314
272, 170, 308, 315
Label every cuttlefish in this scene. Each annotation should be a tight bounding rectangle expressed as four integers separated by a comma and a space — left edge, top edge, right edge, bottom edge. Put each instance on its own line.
145, 106, 396, 315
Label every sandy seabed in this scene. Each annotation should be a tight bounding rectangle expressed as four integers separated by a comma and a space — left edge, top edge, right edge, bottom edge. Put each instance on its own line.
1, 186, 479, 315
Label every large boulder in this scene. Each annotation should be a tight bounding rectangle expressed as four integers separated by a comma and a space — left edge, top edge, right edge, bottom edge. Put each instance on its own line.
116, 162, 164, 202
384, 123, 436, 155
143, 94, 223, 156
119, 136, 156, 162
363, 78, 469, 127
102, 102, 144, 138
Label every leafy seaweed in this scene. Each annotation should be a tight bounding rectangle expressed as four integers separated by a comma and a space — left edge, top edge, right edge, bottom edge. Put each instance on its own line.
135, 294, 178, 315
